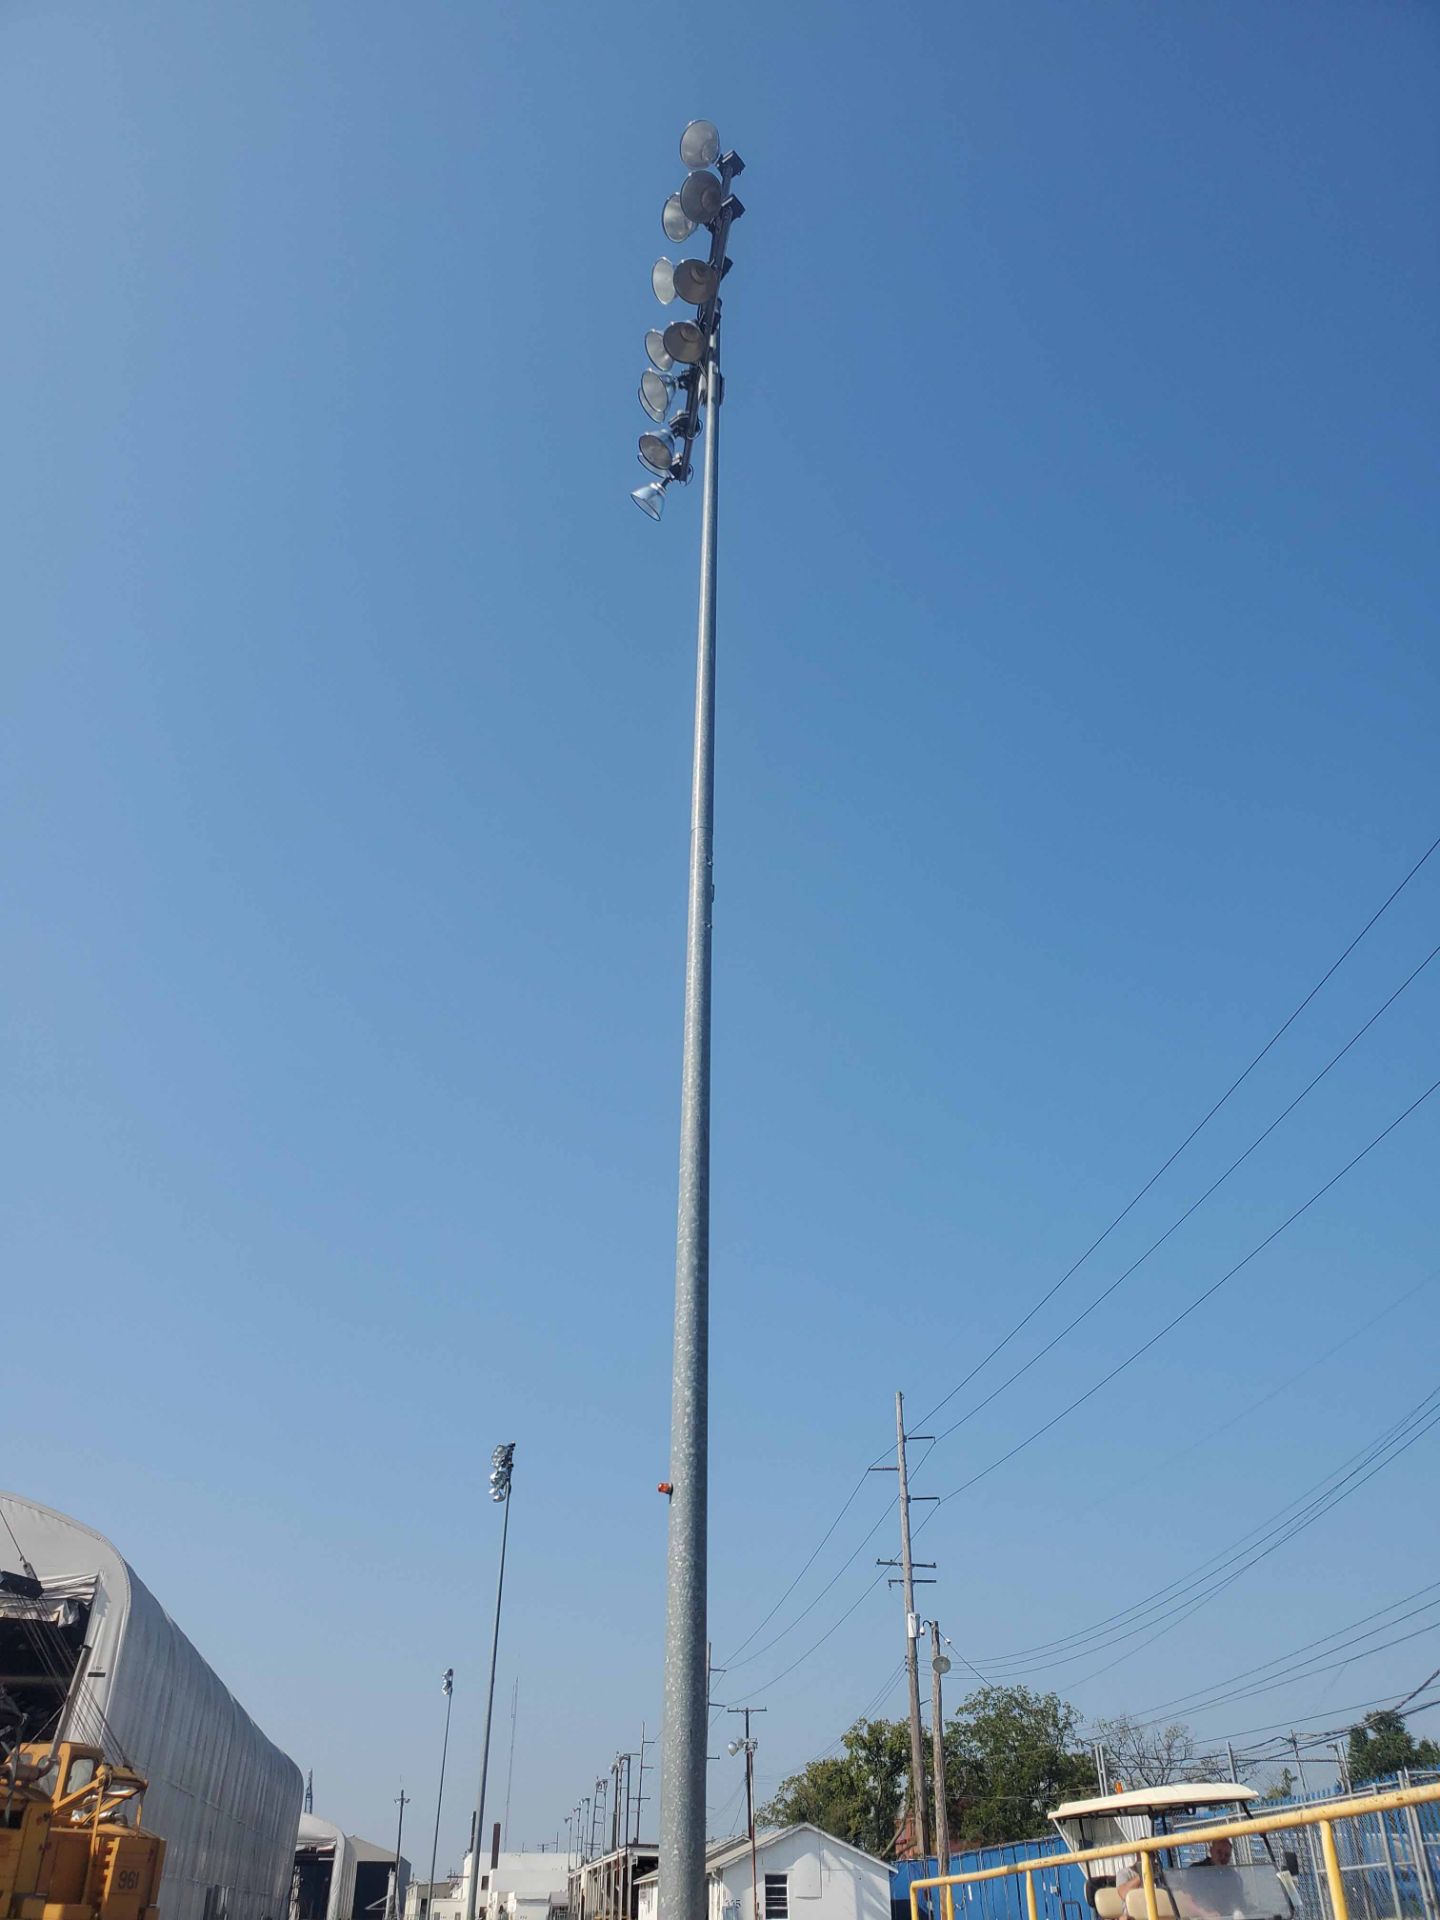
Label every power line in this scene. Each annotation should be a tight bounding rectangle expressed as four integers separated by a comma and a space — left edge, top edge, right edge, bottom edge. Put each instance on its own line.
713, 842, 1438, 1673
920, 941, 1440, 1456
920, 1074, 1440, 1513
732, 1082, 1440, 1704
1221, 1683, 1440, 1752
1136, 1583, 1440, 1722
1161, 1628, 1440, 1727
1069, 1267, 1438, 1523
721, 1504, 893, 1674
968, 1384, 1440, 1670
1051, 1404, 1440, 1696
719, 1468, 875, 1665
911, 830, 1440, 1436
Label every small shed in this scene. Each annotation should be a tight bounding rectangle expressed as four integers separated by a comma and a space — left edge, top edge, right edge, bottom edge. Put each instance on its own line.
636, 1826, 891, 1920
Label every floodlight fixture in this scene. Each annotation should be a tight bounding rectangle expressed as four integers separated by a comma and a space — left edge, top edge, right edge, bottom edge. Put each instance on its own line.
651, 258, 676, 305
726, 1740, 741, 1757
638, 428, 677, 474
631, 478, 668, 521
663, 194, 697, 244
662, 319, 706, 364
639, 368, 678, 422
672, 258, 719, 305
679, 120, 720, 170
645, 329, 675, 373
678, 169, 723, 225
488, 1440, 516, 1503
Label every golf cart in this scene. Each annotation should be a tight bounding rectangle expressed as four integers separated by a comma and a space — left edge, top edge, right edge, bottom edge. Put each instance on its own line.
1049, 1784, 1302, 1920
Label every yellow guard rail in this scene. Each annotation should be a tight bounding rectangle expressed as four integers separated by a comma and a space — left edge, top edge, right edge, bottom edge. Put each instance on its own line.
908, 1779, 1440, 1920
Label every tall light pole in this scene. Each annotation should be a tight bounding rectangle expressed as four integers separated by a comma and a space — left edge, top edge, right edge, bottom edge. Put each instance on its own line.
628, 117, 747, 1920
463, 1445, 516, 1920
425, 1669, 455, 1920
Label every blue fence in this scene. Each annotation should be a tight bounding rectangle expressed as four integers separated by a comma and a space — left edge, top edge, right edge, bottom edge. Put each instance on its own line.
891, 1837, 1086, 1920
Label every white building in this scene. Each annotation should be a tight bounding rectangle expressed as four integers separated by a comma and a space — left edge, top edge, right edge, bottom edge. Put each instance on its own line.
407, 1853, 566, 1920
405, 1875, 464, 1920
635, 1826, 890, 1920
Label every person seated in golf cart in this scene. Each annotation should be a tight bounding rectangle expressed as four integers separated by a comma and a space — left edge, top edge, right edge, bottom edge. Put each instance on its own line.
1048, 1784, 1296, 1920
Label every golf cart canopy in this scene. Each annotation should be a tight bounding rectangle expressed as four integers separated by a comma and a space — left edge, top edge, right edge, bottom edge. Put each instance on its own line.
1053, 1784, 1261, 1827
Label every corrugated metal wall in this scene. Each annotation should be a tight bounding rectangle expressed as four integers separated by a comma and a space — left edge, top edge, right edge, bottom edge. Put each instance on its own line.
891, 1836, 1083, 1920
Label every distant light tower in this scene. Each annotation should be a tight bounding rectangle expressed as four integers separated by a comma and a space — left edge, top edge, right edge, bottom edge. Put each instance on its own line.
425, 1669, 456, 1920
462, 1446, 516, 1920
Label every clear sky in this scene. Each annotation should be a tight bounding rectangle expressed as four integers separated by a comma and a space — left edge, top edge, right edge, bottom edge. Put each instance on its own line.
4, 0, 1438, 1867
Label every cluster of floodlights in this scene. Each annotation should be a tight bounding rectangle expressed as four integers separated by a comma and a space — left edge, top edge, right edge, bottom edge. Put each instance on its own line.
489, 1442, 515, 1503
631, 119, 744, 521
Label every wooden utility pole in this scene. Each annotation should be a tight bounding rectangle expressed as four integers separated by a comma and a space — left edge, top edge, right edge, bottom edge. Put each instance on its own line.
872, 1393, 937, 1860
726, 1707, 767, 1920
895, 1392, 930, 1861
929, 1623, 951, 1875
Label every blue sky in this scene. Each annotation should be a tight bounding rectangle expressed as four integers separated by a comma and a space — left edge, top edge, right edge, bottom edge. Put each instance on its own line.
3, 0, 1437, 1864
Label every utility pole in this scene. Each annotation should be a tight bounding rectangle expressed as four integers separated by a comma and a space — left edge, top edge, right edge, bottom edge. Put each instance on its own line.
591, 1779, 607, 1863
929, 1625, 951, 1875
726, 1708, 766, 1920
874, 1391, 934, 1861
304, 1770, 314, 1816
392, 1789, 411, 1920
633, 1723, 652, 1844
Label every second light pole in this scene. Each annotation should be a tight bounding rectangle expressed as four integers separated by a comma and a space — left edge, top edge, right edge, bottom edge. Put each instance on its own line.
462, 1444, 516, 1920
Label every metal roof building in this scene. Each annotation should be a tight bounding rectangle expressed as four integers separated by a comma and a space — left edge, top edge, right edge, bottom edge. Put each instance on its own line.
0, 1492, 304, 1920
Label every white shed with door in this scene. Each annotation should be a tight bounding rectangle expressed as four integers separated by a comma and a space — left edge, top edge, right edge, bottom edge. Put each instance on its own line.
635, 1825, 890, 1920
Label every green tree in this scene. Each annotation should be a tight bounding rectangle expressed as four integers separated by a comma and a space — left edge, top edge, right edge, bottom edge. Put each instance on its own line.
944, 1685, 1097, 1848
1346, 1710, 1440, 1785
1261, 1767, 1298, 1803
759, 1688, 1096, 1858
758, 1717, 911, 1857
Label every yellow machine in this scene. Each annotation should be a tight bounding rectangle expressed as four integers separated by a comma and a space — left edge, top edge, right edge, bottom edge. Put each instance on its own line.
0, 1741, 165, 1920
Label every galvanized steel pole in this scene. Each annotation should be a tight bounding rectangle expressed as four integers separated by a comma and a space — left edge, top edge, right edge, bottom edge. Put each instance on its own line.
659, 322, 721, 1920
464, 1481, 513, 1920
426, 1672, 455, 1920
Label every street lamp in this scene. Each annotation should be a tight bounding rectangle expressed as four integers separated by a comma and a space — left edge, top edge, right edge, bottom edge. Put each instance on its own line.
462, 1445, 516, 1920
625, 119, 747, 1920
